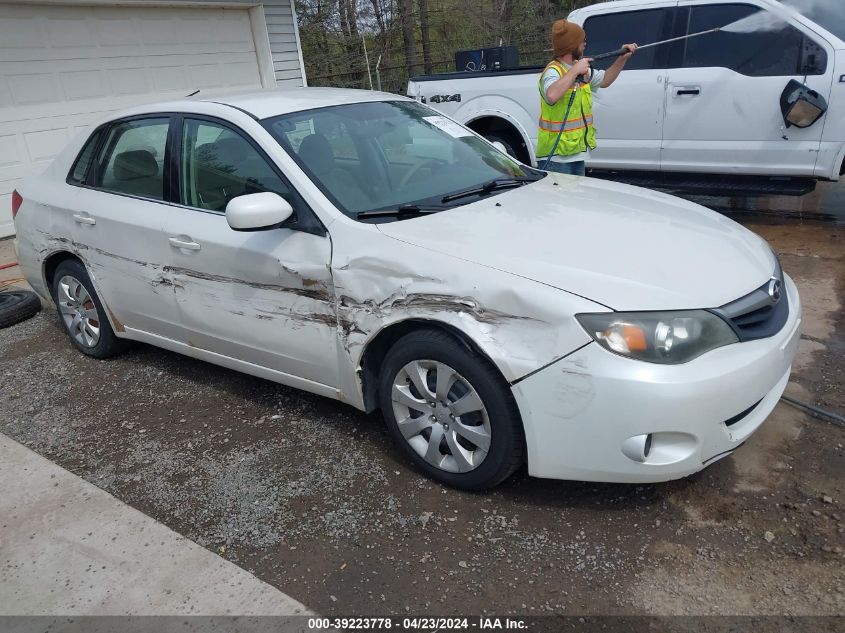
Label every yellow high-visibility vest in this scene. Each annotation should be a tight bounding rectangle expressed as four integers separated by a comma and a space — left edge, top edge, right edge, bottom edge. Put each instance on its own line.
537, 61, 597, 158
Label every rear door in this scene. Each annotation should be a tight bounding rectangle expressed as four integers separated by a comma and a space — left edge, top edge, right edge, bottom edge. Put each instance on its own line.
163, 115, 338, 387
70, 115, 182, 339
578, 2, 678, 170
661, 1, 835, 175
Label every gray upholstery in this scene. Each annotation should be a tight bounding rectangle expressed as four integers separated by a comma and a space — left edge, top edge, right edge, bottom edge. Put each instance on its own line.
298, 134, 335, 176
297, 134, 370, 210
108, 149, 162, 199
113, 150, 158, 181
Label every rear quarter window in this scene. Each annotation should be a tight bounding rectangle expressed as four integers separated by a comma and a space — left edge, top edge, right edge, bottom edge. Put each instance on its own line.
67, 130, 102, 185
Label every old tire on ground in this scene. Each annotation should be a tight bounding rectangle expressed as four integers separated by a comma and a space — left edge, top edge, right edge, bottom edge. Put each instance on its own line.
379, 329, 524, 490
51, 259, 129, 359
0, 290, 41, 329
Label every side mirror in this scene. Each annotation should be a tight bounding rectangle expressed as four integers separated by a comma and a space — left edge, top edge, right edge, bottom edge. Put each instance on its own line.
491, 141, 508, 154
779, 79, 828, 129
225, 192, 293, 231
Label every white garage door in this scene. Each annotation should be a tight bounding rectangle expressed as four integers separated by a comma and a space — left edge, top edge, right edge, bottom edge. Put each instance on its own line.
0, 3, 271, 238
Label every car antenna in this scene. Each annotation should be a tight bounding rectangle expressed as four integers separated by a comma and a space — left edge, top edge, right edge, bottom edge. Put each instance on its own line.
186, 89, 200, 97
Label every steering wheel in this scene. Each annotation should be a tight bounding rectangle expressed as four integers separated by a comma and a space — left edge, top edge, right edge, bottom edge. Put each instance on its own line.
398, 159, 446, 191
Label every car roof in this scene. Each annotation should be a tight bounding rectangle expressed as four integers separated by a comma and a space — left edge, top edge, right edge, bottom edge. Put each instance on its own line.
209, 87, 406, 119
98, 87, 410, 125
105, 88, 408, 121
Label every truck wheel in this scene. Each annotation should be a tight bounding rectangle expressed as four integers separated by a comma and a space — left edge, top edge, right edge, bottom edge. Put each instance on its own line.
484, 133, 519, 158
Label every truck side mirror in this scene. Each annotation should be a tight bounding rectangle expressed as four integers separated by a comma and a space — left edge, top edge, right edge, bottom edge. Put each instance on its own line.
780, 79, 828, 129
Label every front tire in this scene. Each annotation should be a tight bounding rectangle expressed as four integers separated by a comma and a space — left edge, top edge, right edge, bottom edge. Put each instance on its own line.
379, 329, 524, 490
52, 259, 129, 359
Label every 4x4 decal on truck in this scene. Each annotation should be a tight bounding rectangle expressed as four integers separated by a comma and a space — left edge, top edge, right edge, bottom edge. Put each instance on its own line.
426, 94, 461, 104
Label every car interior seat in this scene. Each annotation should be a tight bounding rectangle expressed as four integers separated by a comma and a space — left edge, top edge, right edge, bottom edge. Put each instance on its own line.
110, 149, 162, 199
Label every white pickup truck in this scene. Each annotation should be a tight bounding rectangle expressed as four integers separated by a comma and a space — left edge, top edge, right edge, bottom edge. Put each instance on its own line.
407, 0, 845, 190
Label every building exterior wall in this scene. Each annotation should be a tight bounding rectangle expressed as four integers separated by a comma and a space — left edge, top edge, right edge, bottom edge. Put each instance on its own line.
158, 0, 306, 87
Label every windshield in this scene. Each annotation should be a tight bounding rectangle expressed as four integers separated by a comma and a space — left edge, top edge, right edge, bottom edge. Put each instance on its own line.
781, 0, 845, 42
263, 100, 542, 220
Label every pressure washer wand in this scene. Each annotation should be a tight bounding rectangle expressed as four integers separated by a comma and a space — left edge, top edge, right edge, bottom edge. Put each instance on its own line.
590, 27, 721, 61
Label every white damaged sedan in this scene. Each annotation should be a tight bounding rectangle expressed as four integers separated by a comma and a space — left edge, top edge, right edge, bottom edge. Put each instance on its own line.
12, 89, 801, 489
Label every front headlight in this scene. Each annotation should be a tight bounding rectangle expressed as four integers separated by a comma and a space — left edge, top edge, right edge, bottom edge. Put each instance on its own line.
575, 310, 738, 364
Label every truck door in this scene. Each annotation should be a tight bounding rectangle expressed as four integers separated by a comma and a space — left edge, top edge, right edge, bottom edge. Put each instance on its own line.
579, 3, 678, 170
661, 1, 834, 176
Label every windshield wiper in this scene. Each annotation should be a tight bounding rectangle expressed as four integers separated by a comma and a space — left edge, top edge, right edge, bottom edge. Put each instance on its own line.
441, 177, 537, 204
356, 204, 444, 219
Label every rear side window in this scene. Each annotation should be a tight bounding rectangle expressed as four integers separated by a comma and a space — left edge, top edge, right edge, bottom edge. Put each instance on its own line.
68, 130, 102, 185
584, 9, 671, 71
92, 118, 170, 200
681, 4, 822, 76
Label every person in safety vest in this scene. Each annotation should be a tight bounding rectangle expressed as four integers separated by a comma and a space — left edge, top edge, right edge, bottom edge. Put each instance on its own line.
538, 20, 637, 176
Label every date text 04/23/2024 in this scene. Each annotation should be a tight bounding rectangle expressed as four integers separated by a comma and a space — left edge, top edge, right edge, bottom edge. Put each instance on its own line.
307, 617, 528, 630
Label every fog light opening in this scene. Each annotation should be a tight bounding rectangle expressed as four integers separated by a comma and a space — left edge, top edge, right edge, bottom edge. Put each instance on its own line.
620, 434, 652, 463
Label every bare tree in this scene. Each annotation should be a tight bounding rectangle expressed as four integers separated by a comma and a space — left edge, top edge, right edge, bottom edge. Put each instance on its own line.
398, 0, 420, 76
369, 0, 387, 38
418, 0, 433, 74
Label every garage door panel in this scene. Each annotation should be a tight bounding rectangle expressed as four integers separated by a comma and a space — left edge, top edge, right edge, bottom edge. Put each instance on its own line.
46, 17, 93, 48
0, 3, 270, 238
7, 73, 60, 107
95, 17, 140, 46
0, 16, 43, 48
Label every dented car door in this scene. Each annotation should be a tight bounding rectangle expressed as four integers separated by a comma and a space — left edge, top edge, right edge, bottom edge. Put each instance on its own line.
71, 115, 183, 340
163, 116, 338, 387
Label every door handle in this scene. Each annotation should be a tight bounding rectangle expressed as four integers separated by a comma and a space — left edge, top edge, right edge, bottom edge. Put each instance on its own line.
168, 237, 201, 251
674, 86, 701, 96
73, 213, 96, 225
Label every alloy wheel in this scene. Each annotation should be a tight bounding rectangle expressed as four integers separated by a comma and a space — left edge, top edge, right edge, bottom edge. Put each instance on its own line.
57, 275, 101, 348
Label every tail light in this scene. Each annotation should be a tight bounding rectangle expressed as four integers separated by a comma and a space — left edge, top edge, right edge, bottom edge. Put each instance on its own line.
11, 190, 22, 219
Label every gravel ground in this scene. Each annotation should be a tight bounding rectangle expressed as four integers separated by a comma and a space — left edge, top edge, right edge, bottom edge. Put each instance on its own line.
1, 217, 843, 617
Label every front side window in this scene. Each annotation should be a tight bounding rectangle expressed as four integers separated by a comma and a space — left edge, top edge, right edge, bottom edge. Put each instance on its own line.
264, 101, 540, 219
682, 4, 816, 76
180, 118, 292, 212
93, 118, 169, 200
584, 9, 670, 71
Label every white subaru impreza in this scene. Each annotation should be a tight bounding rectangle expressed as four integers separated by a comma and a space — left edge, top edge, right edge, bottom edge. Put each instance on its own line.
12, 88, 801, 489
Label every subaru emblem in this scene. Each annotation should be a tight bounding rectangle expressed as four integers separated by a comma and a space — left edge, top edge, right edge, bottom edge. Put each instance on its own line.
768, 278, 782, 303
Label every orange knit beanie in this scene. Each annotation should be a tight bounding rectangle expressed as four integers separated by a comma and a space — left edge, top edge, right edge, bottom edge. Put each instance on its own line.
552, 19, 586, 58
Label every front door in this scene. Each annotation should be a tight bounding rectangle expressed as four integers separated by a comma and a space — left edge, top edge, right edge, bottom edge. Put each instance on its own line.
661, 1, 834, 176
580, 3, 677, 170
163, 116, 338, 387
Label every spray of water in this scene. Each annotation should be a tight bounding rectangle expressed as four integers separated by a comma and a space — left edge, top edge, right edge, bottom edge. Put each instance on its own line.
721, 0, 833, 33
720, 11, 788, 33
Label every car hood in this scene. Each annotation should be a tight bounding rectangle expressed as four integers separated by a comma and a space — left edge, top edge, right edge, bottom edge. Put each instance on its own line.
377, 174, 776, 311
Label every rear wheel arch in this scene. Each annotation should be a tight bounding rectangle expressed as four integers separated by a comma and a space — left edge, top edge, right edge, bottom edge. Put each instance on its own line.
44, 251, 83, 292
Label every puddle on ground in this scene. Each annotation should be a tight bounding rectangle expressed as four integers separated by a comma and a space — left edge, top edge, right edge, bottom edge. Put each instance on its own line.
679, 180, 845, 225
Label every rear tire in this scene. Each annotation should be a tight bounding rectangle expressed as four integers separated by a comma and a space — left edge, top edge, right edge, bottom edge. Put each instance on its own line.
51, 259, 129, 359
379, 329, 524, 490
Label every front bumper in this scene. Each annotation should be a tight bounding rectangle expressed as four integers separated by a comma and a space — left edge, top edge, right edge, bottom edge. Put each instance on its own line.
512, 274, 801, 483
